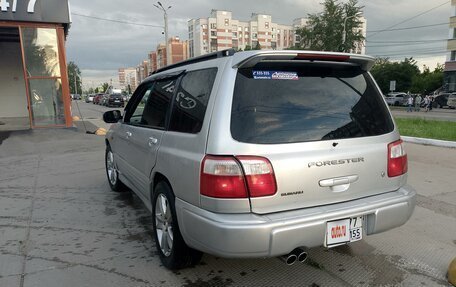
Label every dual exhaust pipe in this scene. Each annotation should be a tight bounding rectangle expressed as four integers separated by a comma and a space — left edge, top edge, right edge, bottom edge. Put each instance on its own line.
279, 247, 308, 265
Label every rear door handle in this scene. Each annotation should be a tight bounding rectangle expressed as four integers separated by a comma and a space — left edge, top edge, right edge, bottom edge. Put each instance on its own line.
148, 137, 158, 147
125, 131, 132, 139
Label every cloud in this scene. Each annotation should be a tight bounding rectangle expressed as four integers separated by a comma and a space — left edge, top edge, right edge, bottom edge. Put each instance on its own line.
66, 0, 451, 84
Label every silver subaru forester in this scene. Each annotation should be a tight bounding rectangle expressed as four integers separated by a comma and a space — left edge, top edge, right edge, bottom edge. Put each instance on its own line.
103, 50, 416, 269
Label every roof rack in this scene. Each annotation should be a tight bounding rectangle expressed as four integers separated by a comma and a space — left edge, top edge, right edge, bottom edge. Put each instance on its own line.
151, 49, 236, 75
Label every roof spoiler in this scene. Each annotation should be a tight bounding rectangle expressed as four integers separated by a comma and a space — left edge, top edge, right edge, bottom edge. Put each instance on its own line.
232, 51, 375, 72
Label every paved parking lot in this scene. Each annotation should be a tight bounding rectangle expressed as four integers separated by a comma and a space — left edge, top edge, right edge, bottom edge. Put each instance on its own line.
0, 127, 455, 286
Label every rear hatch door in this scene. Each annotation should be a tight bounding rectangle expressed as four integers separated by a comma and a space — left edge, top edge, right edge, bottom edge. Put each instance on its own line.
230, 53, 401, 214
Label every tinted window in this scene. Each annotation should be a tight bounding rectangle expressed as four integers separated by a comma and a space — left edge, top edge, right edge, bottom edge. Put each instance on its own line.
169, 68, 217, 133
128, 79, 175, 128
231, 63, 394, 144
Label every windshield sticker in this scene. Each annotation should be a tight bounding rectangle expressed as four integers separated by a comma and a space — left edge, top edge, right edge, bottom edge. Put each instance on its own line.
253, 71, 299, 80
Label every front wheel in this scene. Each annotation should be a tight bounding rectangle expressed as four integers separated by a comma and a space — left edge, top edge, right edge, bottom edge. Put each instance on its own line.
152, 182, 202, 270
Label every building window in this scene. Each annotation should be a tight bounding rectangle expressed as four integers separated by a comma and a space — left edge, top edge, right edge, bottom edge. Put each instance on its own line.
233, 32, 237, 38
252, 33, 257, 39
225, 19, 229, 26
451, 51, 456, 61
265, 22, 269, 29
211, 31, 217, 37
272, 27, 275, 32
202, 24, 207, 29
244, 27, 248, 32
252, 27, 257, 32
210, 23, 217, 29
238, 27, 242, 31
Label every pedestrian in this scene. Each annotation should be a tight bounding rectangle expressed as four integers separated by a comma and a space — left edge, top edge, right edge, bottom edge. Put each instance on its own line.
429, 96, 434, 111
424, 96, 430, 112
407, 95, 413, 112
415, 94, 422, 112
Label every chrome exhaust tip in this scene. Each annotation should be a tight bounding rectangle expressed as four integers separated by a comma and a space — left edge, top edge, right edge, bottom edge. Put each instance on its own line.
279, 253, 297, 265
291, 247, 308, 263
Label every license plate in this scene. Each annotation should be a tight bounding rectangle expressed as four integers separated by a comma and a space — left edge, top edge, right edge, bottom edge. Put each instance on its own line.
115, 100, 120, 102
326, 216, 363, 247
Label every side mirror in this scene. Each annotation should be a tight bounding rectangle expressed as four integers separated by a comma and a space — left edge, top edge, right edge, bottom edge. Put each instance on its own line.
103, 110, 122, 123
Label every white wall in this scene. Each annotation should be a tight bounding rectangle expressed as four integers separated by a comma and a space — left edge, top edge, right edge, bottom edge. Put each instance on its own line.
0, 42, 28, 118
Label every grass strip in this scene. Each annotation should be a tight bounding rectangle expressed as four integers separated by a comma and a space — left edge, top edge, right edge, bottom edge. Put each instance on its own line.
394, 118, 456, 141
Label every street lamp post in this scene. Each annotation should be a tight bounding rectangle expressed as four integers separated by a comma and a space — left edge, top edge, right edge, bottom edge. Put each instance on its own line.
342, 14, 357, 52
154, 2, 171, 66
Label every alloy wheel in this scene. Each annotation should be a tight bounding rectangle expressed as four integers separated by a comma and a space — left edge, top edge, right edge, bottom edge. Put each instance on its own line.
155, 194, 174, 257
106, 150, 118, 185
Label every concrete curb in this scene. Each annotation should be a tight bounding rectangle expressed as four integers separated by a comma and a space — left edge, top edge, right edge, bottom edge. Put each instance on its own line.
402, 136, 456, 148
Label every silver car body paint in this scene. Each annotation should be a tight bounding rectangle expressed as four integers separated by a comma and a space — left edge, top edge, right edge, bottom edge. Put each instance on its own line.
106, 50, 416, 258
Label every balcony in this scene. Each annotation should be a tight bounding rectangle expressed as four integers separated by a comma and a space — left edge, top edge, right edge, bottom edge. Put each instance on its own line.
451, 16, 456, 28
448, 39, 456, 51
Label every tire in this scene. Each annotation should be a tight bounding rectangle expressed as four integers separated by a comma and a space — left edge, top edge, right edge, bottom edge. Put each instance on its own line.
105, 145, 128, 192
152, 182, 202, 270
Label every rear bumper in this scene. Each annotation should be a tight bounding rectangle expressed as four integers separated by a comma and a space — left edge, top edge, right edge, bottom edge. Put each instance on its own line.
176, 186, 416, 258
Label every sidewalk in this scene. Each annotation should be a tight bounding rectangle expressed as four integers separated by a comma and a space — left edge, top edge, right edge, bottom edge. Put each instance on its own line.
1, 129, 454, 286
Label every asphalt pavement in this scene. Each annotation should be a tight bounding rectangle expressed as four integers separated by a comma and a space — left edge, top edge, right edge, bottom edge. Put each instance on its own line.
0, 124, 455, 286
390, 107, 456, 122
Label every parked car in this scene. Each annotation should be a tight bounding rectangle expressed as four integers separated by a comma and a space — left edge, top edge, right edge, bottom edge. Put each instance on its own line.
93, 93, 105, 105
71, 94, 82, 100
384, 92, 409, 106
100, 94, 109, 106
433, 93, 450, 108
85, 94, 95, 103
447, 93, 456, 109
106, 93, 125, 108
103, 50, 416, 270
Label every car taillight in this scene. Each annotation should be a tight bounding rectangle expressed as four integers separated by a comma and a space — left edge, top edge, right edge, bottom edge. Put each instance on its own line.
200, 156, 248, 198
295, 53, 350, 62
236, 156, 277, 197
388, 140, 408, 177
200, 155, 277, 199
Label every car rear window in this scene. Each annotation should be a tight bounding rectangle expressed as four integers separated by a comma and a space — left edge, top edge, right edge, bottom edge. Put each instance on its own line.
231, 63, 394, 144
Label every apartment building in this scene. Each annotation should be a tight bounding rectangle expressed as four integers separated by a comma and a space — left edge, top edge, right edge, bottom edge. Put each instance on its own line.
155, 37, 189, 70
118, 67, 138, 93
189, 10, 367, 58
444, 0, 456, 92
148, 51, 158, 73
188, 10, 295, 57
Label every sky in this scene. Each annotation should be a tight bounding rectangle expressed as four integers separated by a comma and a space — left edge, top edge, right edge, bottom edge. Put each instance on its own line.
66, 0, 451, 88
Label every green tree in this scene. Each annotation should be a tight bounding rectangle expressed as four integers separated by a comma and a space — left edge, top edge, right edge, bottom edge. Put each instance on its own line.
101, 82, 109, 93
370, 58, 424, 94
67, 61, 82, 95
411, 64, 444, 94
296, 0, 365, 52
244, 45, 252, 51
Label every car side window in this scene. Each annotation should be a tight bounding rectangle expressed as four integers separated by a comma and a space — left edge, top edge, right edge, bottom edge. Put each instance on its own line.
169, 68, 217, 133
129, 85, 153, 125
126, 78, 176, 128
